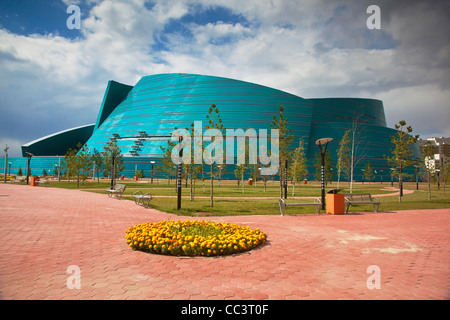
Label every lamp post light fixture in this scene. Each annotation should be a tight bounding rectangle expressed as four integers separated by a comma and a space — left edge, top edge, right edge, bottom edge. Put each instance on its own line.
316, 138, 333, 210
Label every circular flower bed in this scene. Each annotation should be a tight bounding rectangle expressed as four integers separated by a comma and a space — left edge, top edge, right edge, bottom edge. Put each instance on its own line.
125, 220, 267, 257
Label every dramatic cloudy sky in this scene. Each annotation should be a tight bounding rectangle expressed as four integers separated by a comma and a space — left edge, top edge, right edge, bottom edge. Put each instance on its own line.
0, 0, 449, 157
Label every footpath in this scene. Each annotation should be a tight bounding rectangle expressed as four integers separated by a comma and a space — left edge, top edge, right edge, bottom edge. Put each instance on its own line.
0, 183, 448, 300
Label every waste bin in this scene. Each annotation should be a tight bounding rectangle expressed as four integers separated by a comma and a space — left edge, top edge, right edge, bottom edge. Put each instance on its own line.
248, 178, 253, 185
326, 189, 345, 214
29, 176, 38, 186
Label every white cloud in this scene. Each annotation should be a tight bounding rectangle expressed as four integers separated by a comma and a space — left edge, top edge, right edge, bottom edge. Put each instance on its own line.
0, 0, 449, 158
379, 85, 450, 138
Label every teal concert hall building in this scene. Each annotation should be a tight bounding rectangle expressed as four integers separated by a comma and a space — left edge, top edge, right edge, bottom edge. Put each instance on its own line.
3, 73, 420, 181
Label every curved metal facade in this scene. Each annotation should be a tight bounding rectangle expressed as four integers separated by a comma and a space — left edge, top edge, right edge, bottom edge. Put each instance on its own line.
85, 73, 314, 159
82, 73, 418, 179
9, 73, 419, 180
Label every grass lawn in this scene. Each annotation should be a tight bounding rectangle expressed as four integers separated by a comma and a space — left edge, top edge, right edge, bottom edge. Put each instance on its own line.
28, 177, 450, 216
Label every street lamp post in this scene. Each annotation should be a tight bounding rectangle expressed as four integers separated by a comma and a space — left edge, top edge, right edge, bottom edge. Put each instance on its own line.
177, 136, 183, 210
25, 152, 34, 185
436, 169, 440, 191
3, 145, 9, 183
58, 157, 61, 182
284, 159, 288, 199
316, 138, 333, 210
150, 161, 155, 183
414, 165, 419, 190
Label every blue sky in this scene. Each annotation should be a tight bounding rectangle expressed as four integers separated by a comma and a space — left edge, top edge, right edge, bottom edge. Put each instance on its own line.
0, 0, 449, 157
0, 0, 82, 38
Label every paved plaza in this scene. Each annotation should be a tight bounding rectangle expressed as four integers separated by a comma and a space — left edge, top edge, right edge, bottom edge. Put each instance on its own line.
0, 183, 448, 300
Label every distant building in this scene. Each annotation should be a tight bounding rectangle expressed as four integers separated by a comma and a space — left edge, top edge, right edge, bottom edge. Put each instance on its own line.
4, 73, 421, 180
418, 137, 450, 172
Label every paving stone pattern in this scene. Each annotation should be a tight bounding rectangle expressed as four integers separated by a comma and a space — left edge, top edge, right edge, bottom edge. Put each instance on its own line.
0, 184, 448, 300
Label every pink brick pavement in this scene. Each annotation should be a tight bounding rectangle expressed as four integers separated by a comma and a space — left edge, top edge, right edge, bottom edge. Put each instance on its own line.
0, 183, 448, 300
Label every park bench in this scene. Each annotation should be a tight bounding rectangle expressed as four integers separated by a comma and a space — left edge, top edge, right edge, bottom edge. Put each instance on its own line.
344, 193, 380, 213
132, 190, 152, 208
105, 184, 126, 199
15, 176, 26, 183
36, 178, 50, 186
279, 198, 322, 216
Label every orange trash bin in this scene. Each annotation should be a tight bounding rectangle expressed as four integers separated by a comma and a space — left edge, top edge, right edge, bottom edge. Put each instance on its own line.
30, 176, 38, 186
326, 193, 345, 214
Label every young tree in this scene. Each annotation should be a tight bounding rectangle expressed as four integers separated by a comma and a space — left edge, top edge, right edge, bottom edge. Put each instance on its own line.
205, 104, 224, 207
103, 140, 124, 188
442, 161, 449, 196
234, 164, 246, 193
61, 143, 92, 188
346, 112, 371, 193
385, 120, 420, 202
62, 147, 77, 183
421, 140, 436, 200
160, 139, 177, 185
249, 164, 260, 187
336, 130, 351, 188
91, 148, 104, 183
76, 143, 92, 187
289, 139, 307, 196
363, 162, 375, 184
271, 106, 293, 198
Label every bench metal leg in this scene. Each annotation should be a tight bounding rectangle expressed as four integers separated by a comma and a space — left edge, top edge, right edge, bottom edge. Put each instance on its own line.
315, 205, 320, 215
280, 203, 286, 216
279, 199, 285, 216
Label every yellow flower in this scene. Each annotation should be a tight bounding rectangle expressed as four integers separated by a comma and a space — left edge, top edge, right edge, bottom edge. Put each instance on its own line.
125, 220, 267, 257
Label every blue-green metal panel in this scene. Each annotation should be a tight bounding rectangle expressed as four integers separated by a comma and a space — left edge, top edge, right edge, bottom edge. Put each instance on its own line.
94, 80, 134, 132
84, 73, 315, 163
21, 124, 95, 157
13, 73, 422, 181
